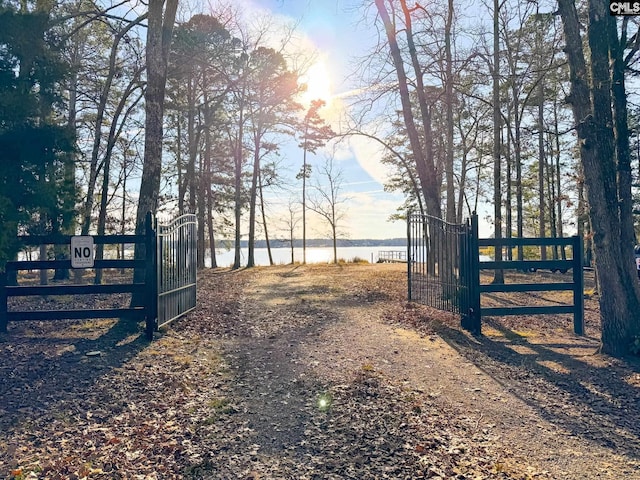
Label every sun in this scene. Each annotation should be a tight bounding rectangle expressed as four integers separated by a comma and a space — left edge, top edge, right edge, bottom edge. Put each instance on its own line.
300, 60, 332, 105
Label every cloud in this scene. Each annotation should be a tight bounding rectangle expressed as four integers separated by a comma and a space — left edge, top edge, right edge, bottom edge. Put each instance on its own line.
339, 190, 405, 239
347, 133, 393, 186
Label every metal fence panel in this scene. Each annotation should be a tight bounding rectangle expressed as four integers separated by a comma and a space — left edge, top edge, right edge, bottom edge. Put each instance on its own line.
156, 214, 197, 329
407, 213, 472, 316
408, 212, 584, 335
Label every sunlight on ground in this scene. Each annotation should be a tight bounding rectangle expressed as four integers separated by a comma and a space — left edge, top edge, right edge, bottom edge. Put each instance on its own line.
536, 359, 571, 374
392, 328, 443, 348
115, 333, 140, 347
625, 374, 640, 388
70, 318, 116, 332
579, 380, 616, 404
507, 344, 539, 356
511, 329, 538, 338
482, 325, 505, 337
56, 344, 76, 356
484, 326, 539, 341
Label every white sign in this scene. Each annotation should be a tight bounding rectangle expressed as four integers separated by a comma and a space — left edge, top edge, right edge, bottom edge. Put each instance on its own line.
71, 236, 94, 268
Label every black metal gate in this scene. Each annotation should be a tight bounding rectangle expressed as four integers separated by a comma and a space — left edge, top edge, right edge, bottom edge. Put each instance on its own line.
408, 213, 584, 335
156, 214, 197, 329
407, 212, 475, 326
0, 212, 198, 339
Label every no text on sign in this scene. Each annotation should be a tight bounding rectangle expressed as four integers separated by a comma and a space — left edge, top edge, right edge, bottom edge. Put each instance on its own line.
71, 236, 95, 268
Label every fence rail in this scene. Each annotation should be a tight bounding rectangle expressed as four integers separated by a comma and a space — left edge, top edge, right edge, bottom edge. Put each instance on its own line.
0, 212, 197, 339
473, 234, 584, 335
407, 213, 584, 335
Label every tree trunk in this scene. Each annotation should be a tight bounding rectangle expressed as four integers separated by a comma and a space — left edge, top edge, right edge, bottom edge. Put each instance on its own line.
302, 146, 308, 264
515, 125, 523, 261
205, 143, 217, 270
187, 77, 198, 214
247, 142, 260, 268
444, 0, 456, 223
609, 15, 635, 263
232, 125, 244, 270
375, 0, 442, 219
492, 0, 504, 283
196, 127, 206, 270
332, 222, 337, 264
557, 0, 640, 356
552, 103, 566, 260
120, 152, 129, 274
258, 170, 274, 266
505, 123, 512, 260
132, 0, 178, 293
537, 77, 546, 260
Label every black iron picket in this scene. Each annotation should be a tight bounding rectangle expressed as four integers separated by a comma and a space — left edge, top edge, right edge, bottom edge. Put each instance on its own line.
156, 214, 197, 329
407, 212, 474, 319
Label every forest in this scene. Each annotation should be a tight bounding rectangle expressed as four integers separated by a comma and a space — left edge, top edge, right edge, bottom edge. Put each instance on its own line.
1, 0, 640, 354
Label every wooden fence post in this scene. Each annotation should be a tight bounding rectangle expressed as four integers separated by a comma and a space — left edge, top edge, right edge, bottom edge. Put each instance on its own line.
407, 211, 412, 302
572, 234, 584, 335
0, 271, 7, 333
145, 212, 158, 340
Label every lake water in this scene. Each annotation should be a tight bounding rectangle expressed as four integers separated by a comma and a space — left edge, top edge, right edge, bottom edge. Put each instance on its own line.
208, 246, 407, 268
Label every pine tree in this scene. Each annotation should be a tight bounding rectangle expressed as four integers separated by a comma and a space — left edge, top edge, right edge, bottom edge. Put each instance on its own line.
0, 1, 75, 266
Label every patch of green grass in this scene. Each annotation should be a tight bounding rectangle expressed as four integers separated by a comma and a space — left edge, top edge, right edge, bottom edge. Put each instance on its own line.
200, 397, 236, 425
208, 397, 233, 413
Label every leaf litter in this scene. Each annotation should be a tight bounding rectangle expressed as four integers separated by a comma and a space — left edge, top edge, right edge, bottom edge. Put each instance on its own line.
0, 264, 639, 479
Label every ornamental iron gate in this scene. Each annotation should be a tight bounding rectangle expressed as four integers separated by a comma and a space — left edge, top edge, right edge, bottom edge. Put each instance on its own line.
408, 213, 584, 335
0, 213, 198, 340
156, 214, 197, 329
407, 212, 476, 329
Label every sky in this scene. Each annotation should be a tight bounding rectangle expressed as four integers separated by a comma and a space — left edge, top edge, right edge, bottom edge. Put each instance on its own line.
234, 0, 409, 240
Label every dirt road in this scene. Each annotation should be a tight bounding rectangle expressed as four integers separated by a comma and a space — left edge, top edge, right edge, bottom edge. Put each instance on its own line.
1, 263, 639, 479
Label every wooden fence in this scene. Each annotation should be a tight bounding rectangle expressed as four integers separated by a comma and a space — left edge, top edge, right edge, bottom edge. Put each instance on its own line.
408, 213, 584, 335
0, 213, 197, 340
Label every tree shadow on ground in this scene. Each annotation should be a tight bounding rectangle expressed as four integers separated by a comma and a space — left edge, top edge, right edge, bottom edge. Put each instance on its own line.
431, 317, 640, 459
0, 318, 149, 426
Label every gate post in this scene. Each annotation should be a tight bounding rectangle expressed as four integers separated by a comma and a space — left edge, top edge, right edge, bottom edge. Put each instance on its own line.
572, 234, 584, 335
144, 212, 158, 340
0, 271, 7, 333
459, 219, 471, 329
466, 213, 481, 334
407, 211, 412, 301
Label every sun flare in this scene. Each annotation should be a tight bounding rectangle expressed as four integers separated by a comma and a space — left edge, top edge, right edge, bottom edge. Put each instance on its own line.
300, 61, 332, 105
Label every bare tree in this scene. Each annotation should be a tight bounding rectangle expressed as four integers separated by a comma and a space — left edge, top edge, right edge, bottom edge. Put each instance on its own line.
81, 13, 147, 236
308, 155, 348, 264
281, 197, 301, 264
297, 99, 334, 264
